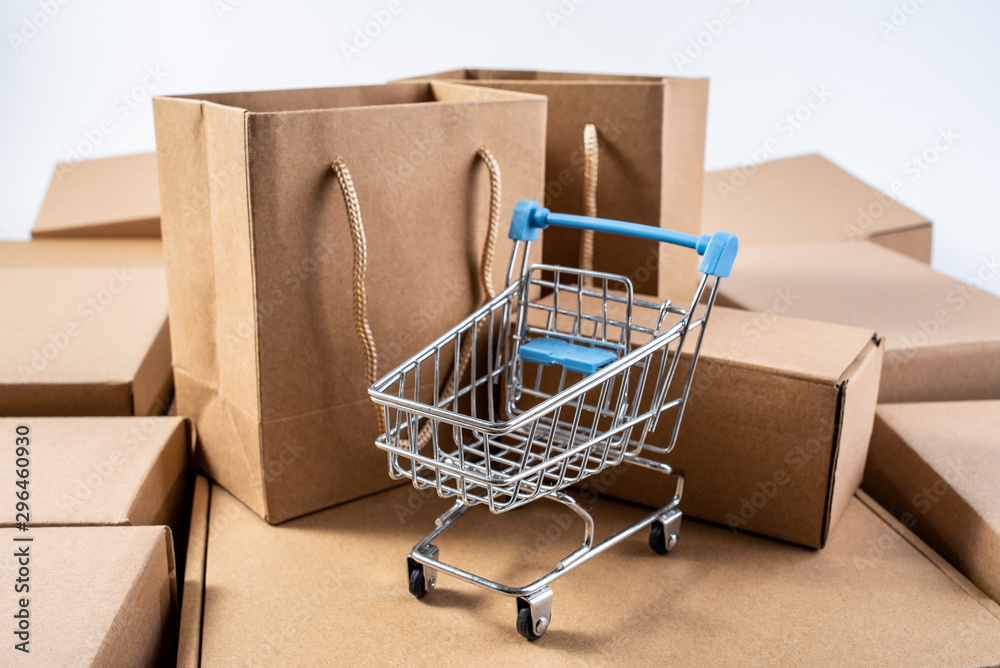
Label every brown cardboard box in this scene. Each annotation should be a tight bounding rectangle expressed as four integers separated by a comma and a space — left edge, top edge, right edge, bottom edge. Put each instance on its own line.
718, 240, 1000, 403
863, 400, 1000, 604
0, 417, 187, 529
1, 526, 177, 665
32, 153, 161, 238
1, 244, 172, 416
527, 294, 882, 548
396, 69, 709, 299
153, 82, 546, 524
0, 238, 164, 267
702, 154, 932, 263
179, 478, 1000, 665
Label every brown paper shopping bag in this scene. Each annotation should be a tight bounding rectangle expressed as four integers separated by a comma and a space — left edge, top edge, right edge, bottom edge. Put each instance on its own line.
396, 70, 709, 300
153, 83, 546, 523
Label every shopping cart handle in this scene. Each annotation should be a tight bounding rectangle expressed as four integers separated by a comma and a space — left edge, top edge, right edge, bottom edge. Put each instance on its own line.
508, 199, 739, 277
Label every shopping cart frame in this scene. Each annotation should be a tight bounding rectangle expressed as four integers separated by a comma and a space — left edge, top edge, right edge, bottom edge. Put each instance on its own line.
370, 200, 738, 640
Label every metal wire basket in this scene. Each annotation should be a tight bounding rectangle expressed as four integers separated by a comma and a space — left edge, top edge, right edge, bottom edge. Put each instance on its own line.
369, 199, 738, 639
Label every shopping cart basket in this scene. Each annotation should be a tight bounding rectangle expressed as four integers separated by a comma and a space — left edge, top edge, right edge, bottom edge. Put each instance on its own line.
369, 199, 738, 640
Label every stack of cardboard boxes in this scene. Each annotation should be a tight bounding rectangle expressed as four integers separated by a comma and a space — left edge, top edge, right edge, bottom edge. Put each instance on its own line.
1, 154, 184, 663
5, 73, 998, 665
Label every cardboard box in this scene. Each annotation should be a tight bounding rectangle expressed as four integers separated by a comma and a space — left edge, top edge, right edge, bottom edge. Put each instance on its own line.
0, 238, 164, 267
718, 240, 1000, 403
0, 417, 188, 529
154, 82, 546, 523
32, 153, 161, 238
179, 478, 1000, 665
863, 400, 1000, 604
527, 294, 882, 548
0, 244, 172, 416
1, 526, 177, 665
702, 154, 932, 263
396, 69, 709, 299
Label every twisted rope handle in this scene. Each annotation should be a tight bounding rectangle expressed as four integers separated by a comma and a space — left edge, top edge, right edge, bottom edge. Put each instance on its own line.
333, 147, 502, 446
579, 123, 599, 285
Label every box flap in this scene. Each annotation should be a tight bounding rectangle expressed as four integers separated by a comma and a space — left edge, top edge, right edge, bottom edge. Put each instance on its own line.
822, 336, 883, 546
0, 417, 186, 528
863, 400, 1000, 601
702, 154, 930, 249
32, 153, 160, 238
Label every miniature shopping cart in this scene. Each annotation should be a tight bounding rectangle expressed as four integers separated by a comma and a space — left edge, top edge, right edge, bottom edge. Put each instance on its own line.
369, 200, 738, 640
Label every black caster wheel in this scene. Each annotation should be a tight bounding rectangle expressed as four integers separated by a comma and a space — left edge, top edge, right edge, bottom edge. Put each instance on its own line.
516, 605, 542, 641
407, 558, 429, 599
649, 513, 681, 555
515, 588, 552, 641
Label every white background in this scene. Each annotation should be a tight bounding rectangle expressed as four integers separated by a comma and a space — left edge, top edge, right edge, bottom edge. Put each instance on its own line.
1, 0, 997, 294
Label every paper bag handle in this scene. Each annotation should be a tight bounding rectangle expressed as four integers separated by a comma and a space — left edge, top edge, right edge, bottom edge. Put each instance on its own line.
333, 148, 503, 442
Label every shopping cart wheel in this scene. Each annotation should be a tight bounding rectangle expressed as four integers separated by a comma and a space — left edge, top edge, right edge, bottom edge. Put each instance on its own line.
649, 509, 682, 555
408, 562, 428, 599
516, 587, 553, 641
406, 546, 438, 600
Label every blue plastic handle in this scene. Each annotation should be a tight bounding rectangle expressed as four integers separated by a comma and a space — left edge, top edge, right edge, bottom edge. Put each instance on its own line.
508, 200, 738, 278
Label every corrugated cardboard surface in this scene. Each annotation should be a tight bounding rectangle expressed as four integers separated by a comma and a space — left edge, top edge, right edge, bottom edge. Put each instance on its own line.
1, 250, 172, 416
32, 152, 161, 238
863, 400, 1000, 604
0, 417, 187, 529
718, 240, 1000, 403
0, 239, 164, 267
395, 69, 708, 300
154, 82, 546, 523
1, 526, 177, 666
180, 478, 1000, 666
702, 154, 932, 263
526, 294, 882, 548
